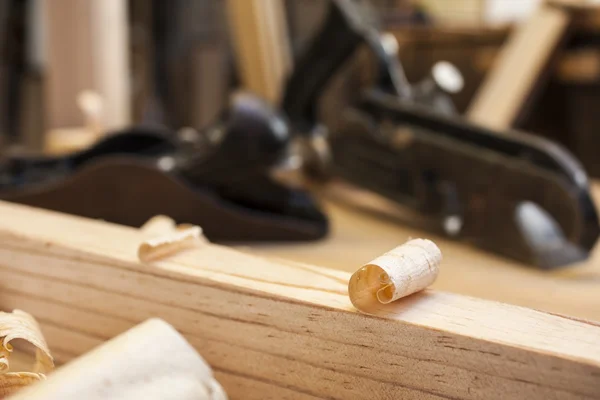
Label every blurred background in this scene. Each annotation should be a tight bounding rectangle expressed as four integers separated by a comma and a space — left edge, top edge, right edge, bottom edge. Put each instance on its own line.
2, 0, 600, 320
0, 0, 582, 158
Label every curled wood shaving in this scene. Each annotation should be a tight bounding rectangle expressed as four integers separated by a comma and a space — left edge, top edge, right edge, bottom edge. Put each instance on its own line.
348, 239, 442, 314
9, 319, 226, 400
0, 310, 53, 398
140, 216, 199, 238
140, 215, 178, 238
138, 225, 206, 262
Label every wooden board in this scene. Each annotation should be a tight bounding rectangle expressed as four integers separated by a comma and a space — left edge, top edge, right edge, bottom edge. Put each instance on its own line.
0, 201, 598, 399
245, 182, 600, 322
466, 4, 571, 129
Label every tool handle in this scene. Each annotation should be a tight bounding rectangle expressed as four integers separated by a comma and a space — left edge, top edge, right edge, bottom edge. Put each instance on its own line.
281, 0, 410, 132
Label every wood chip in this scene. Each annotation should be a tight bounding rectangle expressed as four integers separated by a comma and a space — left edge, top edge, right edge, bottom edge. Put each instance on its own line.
0, 310, 54, 398
348, 239, 442, 314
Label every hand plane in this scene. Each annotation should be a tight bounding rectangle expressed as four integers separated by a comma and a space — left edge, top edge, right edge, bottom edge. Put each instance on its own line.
0, 93, 328, 242
281, 0, 599, 268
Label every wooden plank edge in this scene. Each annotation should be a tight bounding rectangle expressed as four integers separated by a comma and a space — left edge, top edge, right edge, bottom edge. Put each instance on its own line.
0, 201, 597, 398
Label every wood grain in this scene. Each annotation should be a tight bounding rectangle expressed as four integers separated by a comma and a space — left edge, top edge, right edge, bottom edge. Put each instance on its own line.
0, 201, 598, 399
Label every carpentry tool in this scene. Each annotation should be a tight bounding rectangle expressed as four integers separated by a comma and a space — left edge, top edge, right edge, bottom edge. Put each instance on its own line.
0, 93, 328, 242
282, 0, 599, 268
0, 0, 597, 267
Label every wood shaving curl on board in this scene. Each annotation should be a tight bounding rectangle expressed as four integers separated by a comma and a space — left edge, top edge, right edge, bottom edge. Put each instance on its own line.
0, 310, 54, 398
348, 239, 442, 314
139, 216, 207, 262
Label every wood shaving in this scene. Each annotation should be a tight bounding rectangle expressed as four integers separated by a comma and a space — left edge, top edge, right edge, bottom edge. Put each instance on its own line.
9, 319, 227, 400
0, 310, 53, 398
138, 226, 206, 262
348, 239, 442, 314
140, 215, 178, 238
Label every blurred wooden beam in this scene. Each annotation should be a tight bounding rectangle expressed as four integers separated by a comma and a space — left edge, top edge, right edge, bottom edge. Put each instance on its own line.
475, 46, 600, 83
419, 0, 486, 27
225, 0, 291, 103
467, 3, 572, 129
43, 0, 131, 131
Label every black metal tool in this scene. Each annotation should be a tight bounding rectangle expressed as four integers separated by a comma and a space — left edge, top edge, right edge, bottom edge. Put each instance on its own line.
282, 0, 599, 268
0, 93, 328, 241
1, 0, 597, 267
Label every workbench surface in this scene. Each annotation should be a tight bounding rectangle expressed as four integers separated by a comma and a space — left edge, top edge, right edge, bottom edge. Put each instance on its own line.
242, 182, 600, 322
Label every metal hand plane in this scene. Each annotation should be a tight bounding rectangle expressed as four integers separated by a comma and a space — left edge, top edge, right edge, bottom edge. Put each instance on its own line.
0, 94, 328, 242
281, 0, 599, 268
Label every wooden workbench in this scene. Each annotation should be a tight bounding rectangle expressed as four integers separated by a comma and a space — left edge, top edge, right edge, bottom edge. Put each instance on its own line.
243, 182, 600, 322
